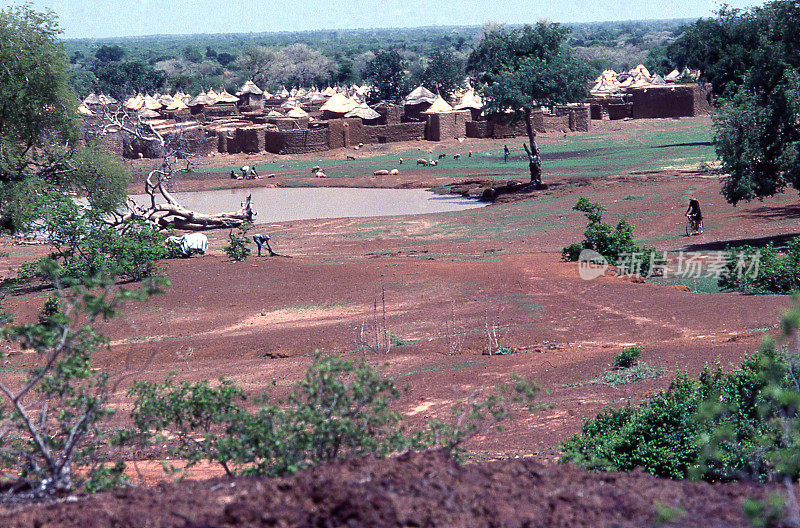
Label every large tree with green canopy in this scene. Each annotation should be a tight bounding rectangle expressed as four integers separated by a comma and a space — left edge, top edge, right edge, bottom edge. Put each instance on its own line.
467, 22, 590, 186
675, 0, 800, 205
0, 4, 128, 231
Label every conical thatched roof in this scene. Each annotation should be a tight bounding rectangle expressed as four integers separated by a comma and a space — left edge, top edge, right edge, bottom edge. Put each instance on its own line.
590, 77, 620, 94
455, 89, 483, 110
77, 103, 94, 116
267, 109, 283, 117
665, 69, 681, 82
143, 94, 162, 110
165, 98, 189, 111
238, 80, 263, 96
278, 86, 290, 98
286, 106, 309, 118
98, 93, 117, 105
157, 94, 174, 106
629, 64, 651, 80
321, 86, 335, 97
206, 88, 219, 100
124, 94, 144, 110
189, 91, 214, 106
281, 97, 299, 109
650, 73, 667, 85
404, 85, 436, 106
215, 89, 239, 104
83, 93, 101, 105
320, 92, 358, 113
424, 95, 454, 113
344, 102, 381, 120
309, 93, 327, 103
138, 108, 161, 119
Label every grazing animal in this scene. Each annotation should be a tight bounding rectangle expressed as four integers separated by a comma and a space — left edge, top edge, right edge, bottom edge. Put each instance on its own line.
315, 171, 326, 178
417, 158, 429, 166
438, 153, 446, 159
165, 233, 208, 257
267, 173, 276, 178
311, 165, 321, 173
429, 159, 437, 166
358, 143, 364, 148
373, 169, 389, 176
468, 151, 473, 157
390, 169, 399, 176
453, 154, 461, 160
399, 158, 403, 165
346, 155, 356, 160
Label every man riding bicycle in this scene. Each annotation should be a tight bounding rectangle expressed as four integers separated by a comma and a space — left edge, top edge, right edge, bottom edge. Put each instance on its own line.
686, 197, 702, 232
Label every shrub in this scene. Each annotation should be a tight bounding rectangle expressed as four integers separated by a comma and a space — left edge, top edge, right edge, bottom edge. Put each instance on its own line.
719, 237, 800, 294
614, 345, 643, 369
562, 197, 664, 277
126, 353, 540, 477
559, 342, 792, 482
0, 259, 166, 496
223, 222, 252, 261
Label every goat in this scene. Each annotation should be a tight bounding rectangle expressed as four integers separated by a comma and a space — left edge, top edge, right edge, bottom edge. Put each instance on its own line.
373, 170, 389, 176
311, 165, 321, 173
438, 153, 446, 159
315, 171, 326, 178
453, 153, 461, 160
416, 158, 429, 166
346, 155, 356, 160
389, 169, 399, 176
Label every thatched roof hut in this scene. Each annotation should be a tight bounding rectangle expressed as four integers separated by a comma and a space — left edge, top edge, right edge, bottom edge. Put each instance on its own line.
286, 106, 310, 118
77, 103, 94, 116
83, 93, 101, 106
124, 94, 145, 111
344, 102, 381, 124
665, 69, 681, 82
424, 95, 454, 113
320, 92, 358, 119
404, 85, 436, 106
215, 89, 239, 104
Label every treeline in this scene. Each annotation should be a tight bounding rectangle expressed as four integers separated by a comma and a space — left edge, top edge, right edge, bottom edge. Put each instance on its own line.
64, 19, 692, 100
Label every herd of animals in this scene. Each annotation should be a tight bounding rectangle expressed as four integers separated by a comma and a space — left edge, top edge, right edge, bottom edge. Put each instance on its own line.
308, 149, 474, 178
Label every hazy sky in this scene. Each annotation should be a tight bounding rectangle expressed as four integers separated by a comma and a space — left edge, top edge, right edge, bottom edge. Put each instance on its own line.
8, 0, 765, 40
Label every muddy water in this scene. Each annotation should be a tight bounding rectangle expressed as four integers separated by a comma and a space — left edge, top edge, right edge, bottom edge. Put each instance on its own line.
129, 187, 485, 224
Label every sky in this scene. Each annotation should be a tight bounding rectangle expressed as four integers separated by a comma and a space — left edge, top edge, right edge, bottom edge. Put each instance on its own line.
6, 0, 766, 40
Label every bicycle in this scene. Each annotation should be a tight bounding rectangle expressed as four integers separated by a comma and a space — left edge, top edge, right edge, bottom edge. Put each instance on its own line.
685, 214, 703, 236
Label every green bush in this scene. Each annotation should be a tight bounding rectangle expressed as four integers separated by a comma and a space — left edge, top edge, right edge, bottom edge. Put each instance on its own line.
126, 353, 540, 477
559, 345, 791, 481
17, 192, 168, 284
614, 345, 643, 369
562, 197, 664, 277
719, 237, 800, 294
223, 222, 252, 261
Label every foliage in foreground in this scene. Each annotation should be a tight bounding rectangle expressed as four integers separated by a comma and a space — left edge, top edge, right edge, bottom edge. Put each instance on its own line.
125, 354, 540, 477
561, 303, 800, 511
719, 237, 800, 294
17, 192, 170, 283
0, 260, 166, 496
562, 197, 663, 277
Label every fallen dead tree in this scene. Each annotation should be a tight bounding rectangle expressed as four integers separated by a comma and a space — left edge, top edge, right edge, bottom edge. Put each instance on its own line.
99, 109, 257, 230
110, 165, 256, 231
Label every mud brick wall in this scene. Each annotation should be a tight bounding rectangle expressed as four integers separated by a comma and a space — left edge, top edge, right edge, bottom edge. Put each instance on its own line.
572, 106, 591, 131
490, 111, 543, 138
266, 117, 309, 131
466, 121, 491, 138
264, 129, 329, 154
362, 122, 426, 144
608, 103, 633, 120
327, 118, 365, 149
590, 103, 602, 120
424, 110, 470, 141
203, 105, 238, 118
235, 126, 268, 153
693, 83, 713, 115
403, 102, 432, 122
629, 86, 694, 119
542, 114, 571, 132
376, 104, 402, 125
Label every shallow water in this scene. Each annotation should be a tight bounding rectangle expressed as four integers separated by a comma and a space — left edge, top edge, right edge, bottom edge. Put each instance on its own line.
129, 187, 485, 224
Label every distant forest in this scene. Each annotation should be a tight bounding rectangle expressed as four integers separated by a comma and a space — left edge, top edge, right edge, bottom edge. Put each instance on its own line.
63, 19, 694, 99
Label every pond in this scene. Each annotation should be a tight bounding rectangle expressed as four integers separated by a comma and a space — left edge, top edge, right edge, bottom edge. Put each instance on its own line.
129, 187, 485, 224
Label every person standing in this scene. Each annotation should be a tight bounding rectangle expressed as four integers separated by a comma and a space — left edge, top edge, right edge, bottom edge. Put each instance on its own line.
503, 145, 510, 163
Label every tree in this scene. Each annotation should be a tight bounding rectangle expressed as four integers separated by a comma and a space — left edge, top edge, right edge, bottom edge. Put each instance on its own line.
92, 60, 167, 99
0, 5, 128, 231
691, 1, 800, 204
363, 49, 408, 103
467, 23, 590, 185
94, 44, 125, 63
419, 48, 464, 98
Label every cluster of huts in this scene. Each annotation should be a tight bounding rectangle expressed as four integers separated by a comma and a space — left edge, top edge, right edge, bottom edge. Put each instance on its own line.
587, 64, 711, 120
79, 81, 593, 159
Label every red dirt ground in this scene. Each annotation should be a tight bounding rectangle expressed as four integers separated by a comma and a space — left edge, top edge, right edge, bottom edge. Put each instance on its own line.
2, 116, 798, 522
1, 449, 789, 528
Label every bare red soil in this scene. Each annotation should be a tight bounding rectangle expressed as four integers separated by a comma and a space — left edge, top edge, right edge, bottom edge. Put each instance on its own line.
1, 117, 797, 522
0, 450, 786, 527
